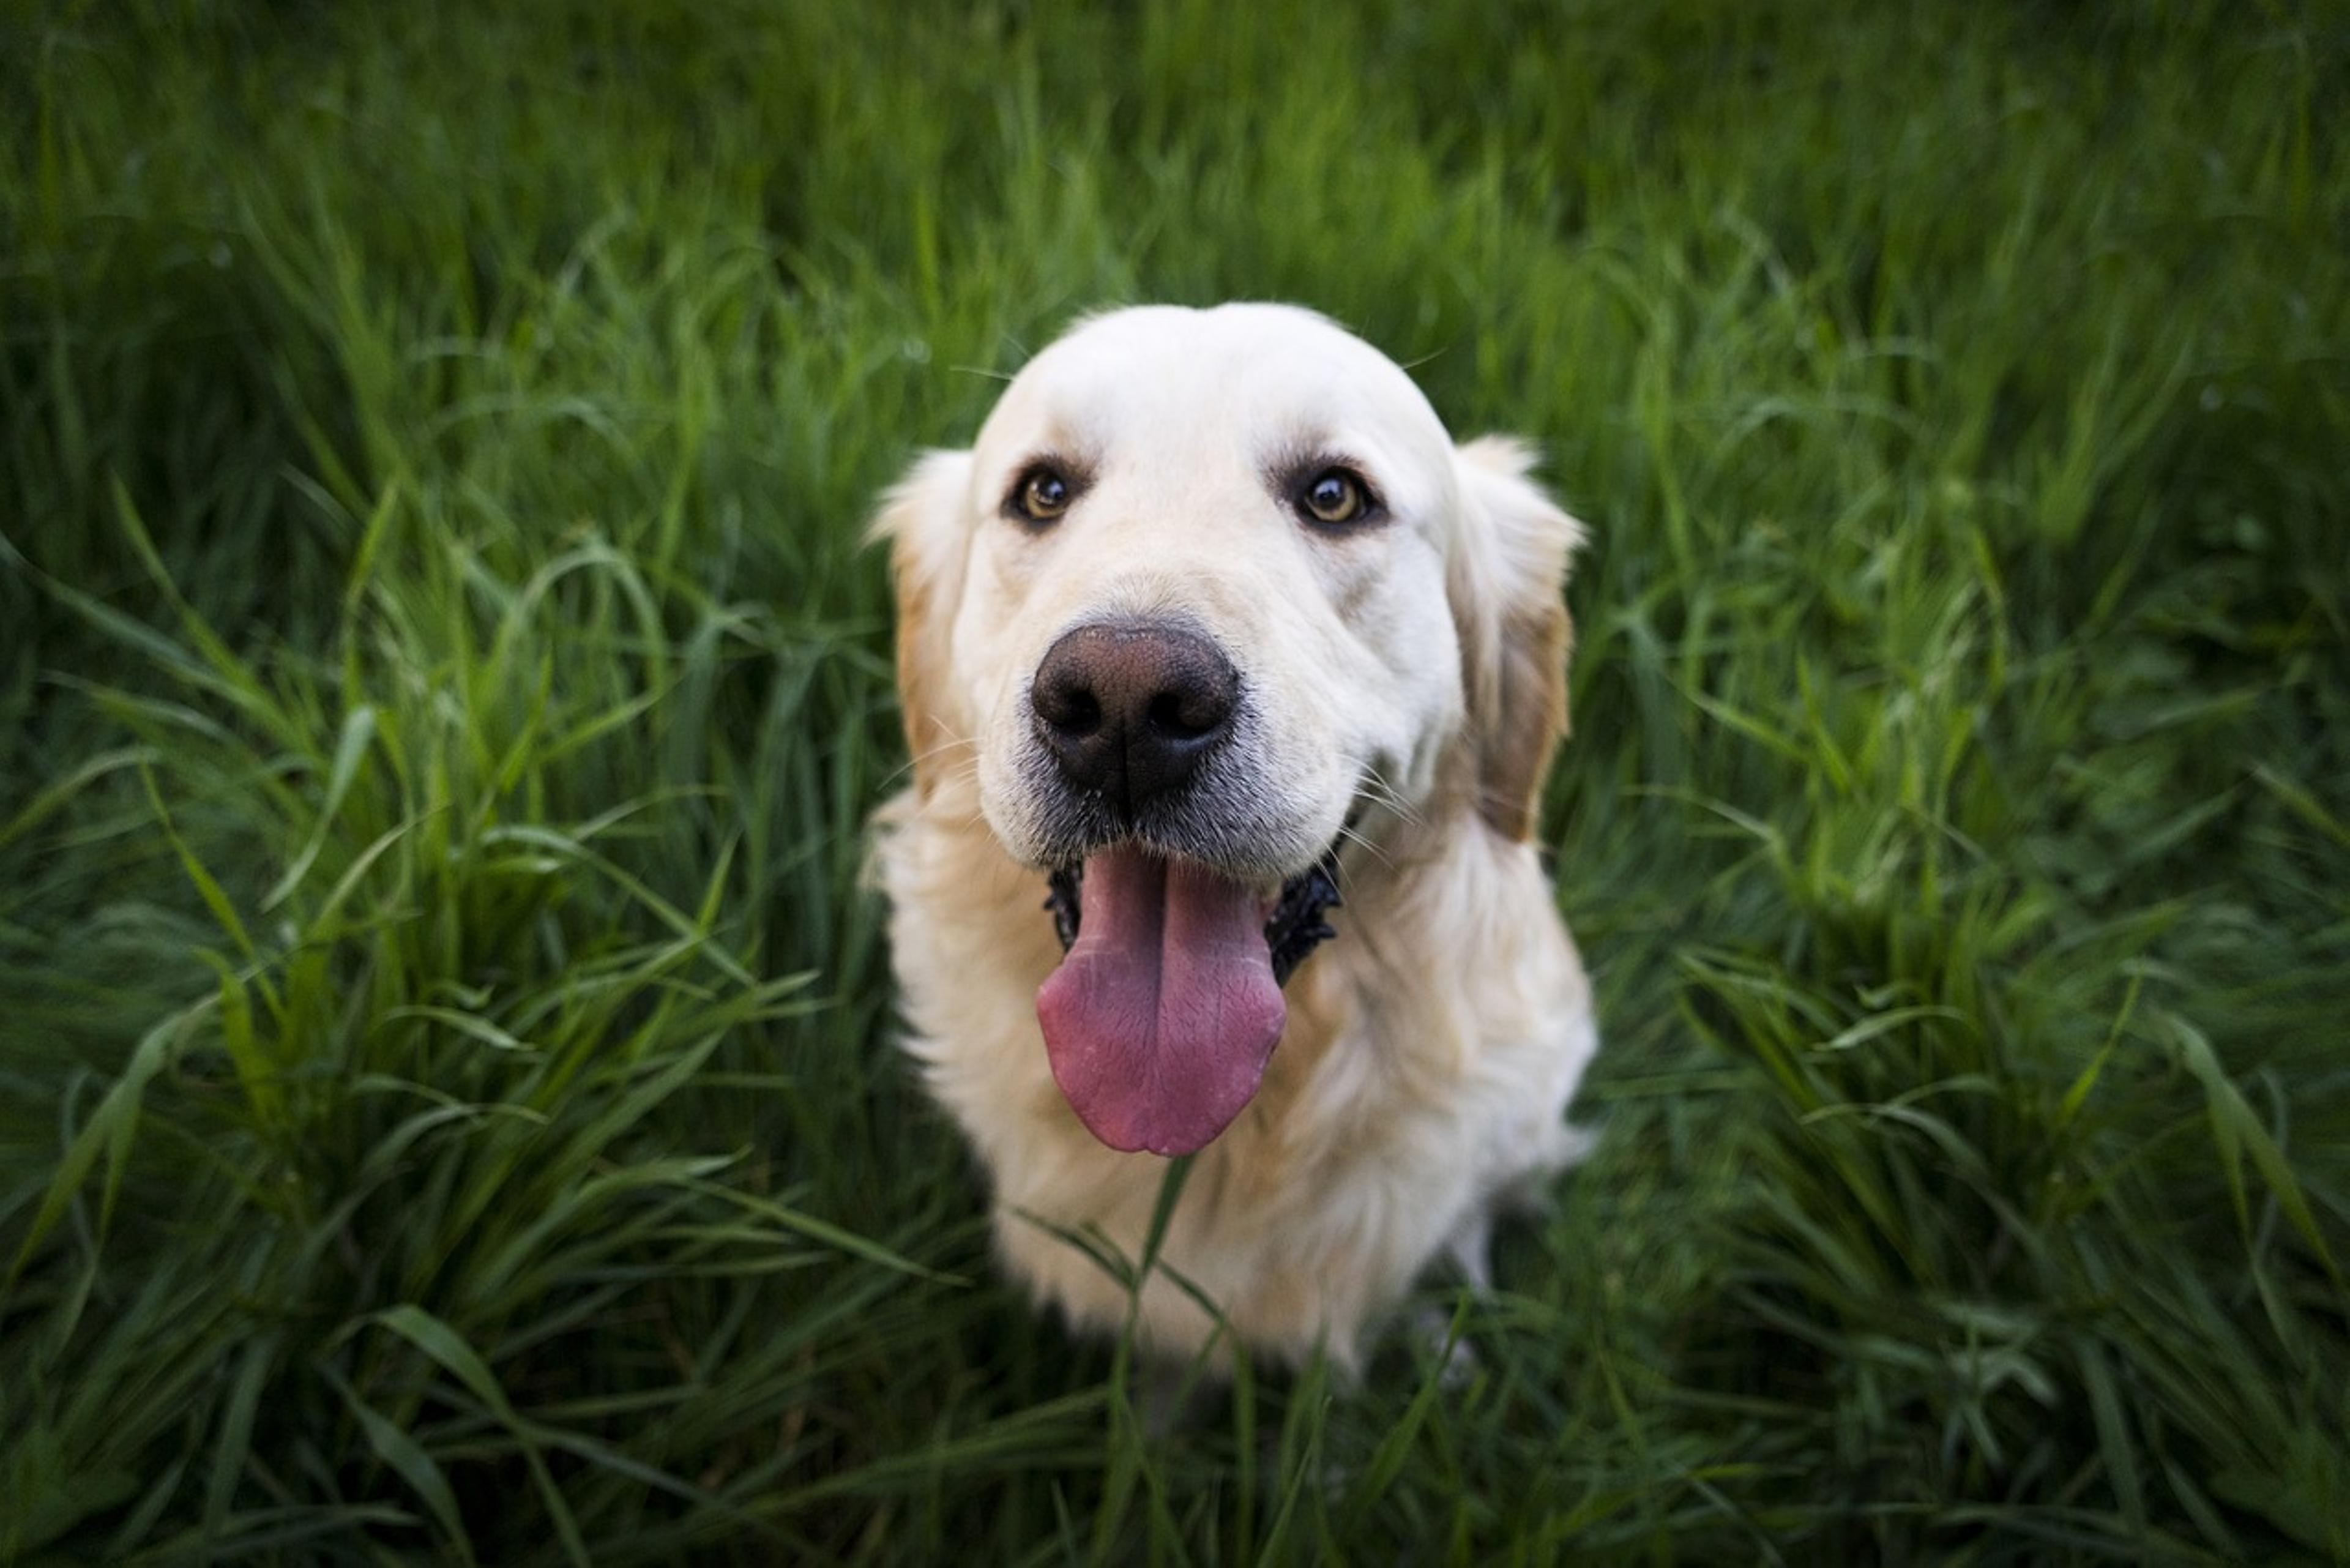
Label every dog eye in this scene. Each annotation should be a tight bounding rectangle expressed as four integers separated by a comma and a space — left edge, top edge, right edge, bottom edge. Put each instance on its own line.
1299, 468, 1370, 526
1013, 466, 1073, 523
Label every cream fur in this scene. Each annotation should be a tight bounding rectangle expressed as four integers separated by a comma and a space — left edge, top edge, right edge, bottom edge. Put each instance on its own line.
869, 304, 1597, 1370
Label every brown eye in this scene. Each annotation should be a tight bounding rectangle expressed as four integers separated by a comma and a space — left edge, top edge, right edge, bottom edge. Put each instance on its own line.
1015, 466, 1072, 523
1301, 468, 1368, 525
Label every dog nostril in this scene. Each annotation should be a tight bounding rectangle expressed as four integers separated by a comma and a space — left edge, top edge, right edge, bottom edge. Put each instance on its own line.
1036, 681, 1102, 738
1146, 690, 1216, 741
1059, 691, 1102, 736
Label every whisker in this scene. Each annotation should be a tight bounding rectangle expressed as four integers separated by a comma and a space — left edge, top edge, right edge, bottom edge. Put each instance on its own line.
1356, 764, 1426, 829
1332, 821, 1393, 878
876, 732, 982, 793
911, 735, 980, 767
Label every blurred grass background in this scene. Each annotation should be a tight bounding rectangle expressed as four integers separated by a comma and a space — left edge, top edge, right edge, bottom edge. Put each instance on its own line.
4, 0, 2347, 1560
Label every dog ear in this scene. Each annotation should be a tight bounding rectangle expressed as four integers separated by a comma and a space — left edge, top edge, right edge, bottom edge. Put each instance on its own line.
1446, 436, 1587, 842
868, 449, 976, 800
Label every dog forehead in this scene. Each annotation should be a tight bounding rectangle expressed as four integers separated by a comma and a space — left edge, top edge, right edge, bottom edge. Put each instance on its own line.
977, 305, 1453, 471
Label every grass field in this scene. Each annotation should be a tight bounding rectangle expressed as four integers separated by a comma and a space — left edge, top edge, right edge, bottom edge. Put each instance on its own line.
4, 0, 2348, 1561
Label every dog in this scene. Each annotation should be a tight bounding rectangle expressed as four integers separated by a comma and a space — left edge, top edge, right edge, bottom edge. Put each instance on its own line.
870, 303, 1597, 1372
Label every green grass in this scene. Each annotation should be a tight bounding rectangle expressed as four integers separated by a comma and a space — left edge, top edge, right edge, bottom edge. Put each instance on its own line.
4, 0, 2347, 1560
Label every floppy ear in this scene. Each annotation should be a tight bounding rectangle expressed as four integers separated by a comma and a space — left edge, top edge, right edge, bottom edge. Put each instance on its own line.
868, 449, 976, 800
1446, 436, 1587, 842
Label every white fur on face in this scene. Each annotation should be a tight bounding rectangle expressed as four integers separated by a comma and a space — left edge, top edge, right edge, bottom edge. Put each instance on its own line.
939, 304, 1471, 883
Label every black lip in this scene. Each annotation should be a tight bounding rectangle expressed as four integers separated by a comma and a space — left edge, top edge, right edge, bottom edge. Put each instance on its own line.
1040, 846, 1343, 988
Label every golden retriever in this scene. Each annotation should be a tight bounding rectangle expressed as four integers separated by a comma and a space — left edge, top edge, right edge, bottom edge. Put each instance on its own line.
870, 304, 1597, 1371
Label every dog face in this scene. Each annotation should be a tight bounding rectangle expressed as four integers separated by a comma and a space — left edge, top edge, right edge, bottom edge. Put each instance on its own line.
878, 304, 1583, 1155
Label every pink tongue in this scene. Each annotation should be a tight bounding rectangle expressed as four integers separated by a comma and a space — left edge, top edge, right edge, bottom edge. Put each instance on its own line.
1035, 847, 1286, 1156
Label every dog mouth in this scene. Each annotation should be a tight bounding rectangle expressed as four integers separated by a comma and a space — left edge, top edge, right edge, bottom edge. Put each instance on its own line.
1034, 845, 1343, 1157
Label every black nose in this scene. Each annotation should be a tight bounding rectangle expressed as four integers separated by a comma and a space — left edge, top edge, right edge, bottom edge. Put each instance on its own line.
1031, 620, 1239, 815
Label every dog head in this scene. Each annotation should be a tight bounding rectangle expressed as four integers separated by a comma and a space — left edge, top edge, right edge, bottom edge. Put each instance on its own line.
876, 304, 1583, 1155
